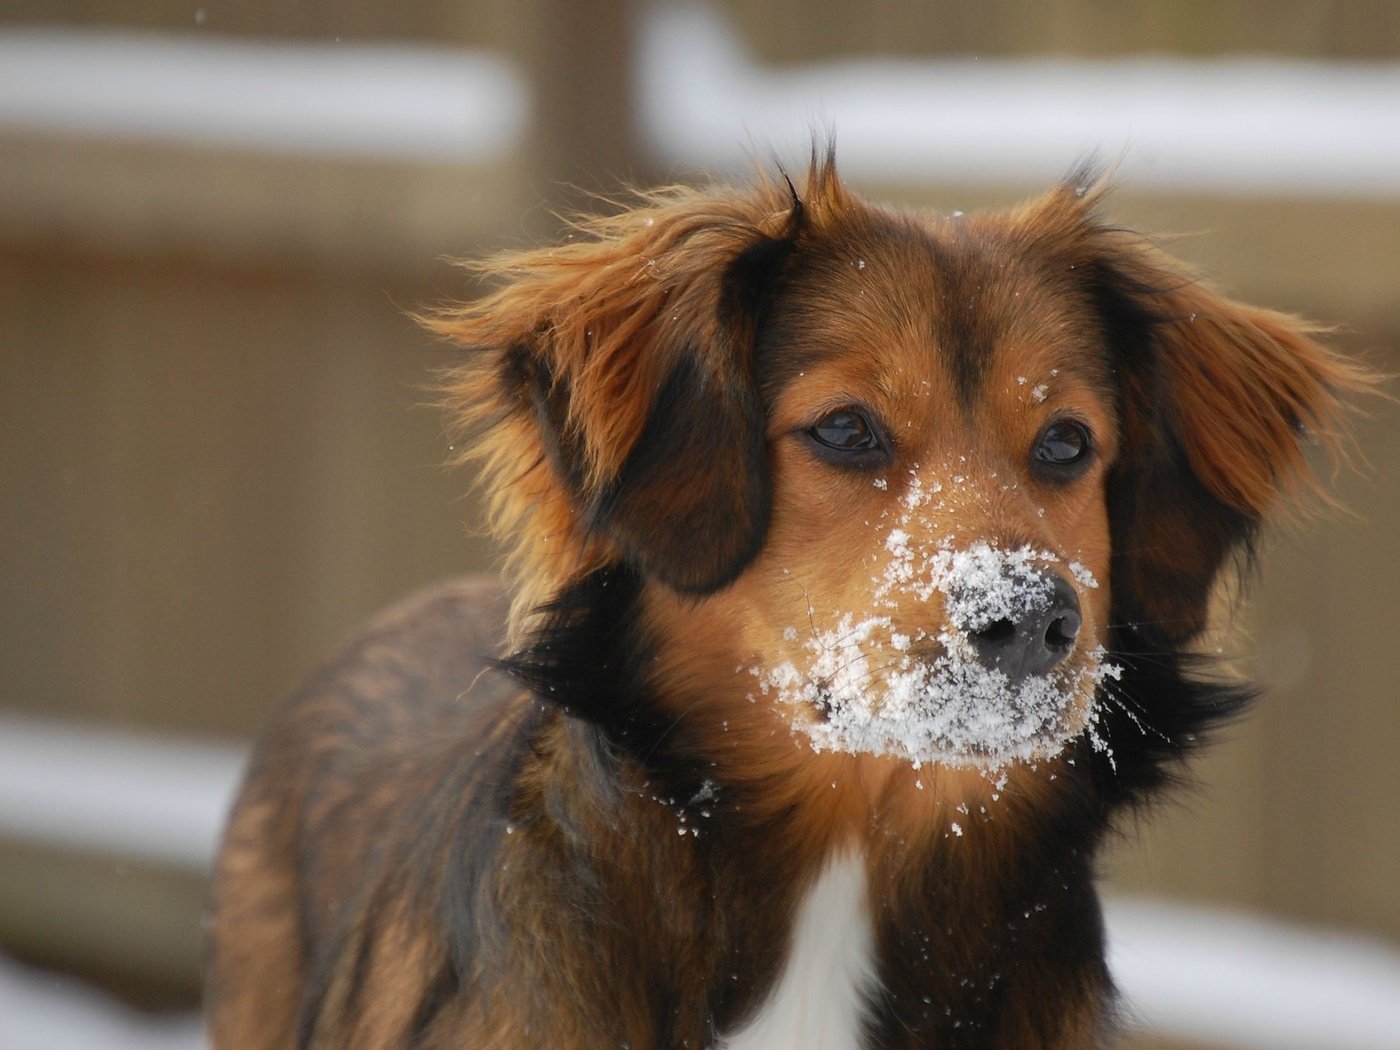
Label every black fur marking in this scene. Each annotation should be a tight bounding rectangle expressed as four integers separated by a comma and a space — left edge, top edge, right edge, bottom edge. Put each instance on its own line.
1089, 626, 1254, 811
496, 566, 646, 717
490, 568, 801, 1038
866, 855, 1107, 1048
510, 215, 799, 596
591, 210, 802, 595
928, 234, 997, 407
593, 351, 772, 594
437, 698, 551, 991
496, 566, 706, 784
720, 225, 801, 334
862, 724, 1117, 1047
501, 343, 589, 496
1089, 256, 1262, 641
405, 964, 460, 1045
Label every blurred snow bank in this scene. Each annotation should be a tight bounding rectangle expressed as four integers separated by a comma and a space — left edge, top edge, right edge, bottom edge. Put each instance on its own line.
0, 953, 204, 1050
0, 714, 245, 869
3, 715, 1400, 1047
0, 29, 526, 161
1107, 896, 1400, 1049
3, 3, 1399, 195
640, 3, 1400, 196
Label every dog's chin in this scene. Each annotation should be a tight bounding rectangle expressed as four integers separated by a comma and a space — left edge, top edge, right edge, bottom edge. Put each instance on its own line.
920, 685, 1099, 772
773, 647, 1112, 773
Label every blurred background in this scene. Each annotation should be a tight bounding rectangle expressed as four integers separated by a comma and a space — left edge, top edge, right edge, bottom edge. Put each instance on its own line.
2, 1, 1398, 1047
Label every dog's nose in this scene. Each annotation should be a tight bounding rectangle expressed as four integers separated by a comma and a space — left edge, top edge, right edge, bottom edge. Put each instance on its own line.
968, 573, 1080, 684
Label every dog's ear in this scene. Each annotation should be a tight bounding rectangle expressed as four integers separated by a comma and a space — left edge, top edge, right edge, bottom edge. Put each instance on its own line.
433, 182, 808, 594
1081, 219, 1371, 641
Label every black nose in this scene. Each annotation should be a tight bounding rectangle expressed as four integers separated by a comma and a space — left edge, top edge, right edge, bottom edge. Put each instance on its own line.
968, 573, 1081, 684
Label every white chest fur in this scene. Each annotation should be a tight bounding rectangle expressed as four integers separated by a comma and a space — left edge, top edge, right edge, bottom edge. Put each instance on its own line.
720, 852, 878, 1050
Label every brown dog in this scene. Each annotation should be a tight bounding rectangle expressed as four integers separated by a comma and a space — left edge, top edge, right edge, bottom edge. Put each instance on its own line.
208, 152, 1369, 1049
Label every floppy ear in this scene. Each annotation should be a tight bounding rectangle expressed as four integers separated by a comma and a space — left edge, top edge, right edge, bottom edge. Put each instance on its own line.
431, 184, 803, 595
1086, 228, 1371, 642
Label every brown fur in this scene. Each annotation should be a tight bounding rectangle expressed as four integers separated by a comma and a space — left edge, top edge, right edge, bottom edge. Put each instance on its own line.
208, 153, 1371, 1049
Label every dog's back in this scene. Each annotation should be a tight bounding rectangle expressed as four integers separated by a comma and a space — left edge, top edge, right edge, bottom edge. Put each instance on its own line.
207, 577, 513, 1048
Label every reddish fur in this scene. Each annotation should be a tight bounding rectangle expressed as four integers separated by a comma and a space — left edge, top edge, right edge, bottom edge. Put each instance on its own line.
209, 154, 1374, 1049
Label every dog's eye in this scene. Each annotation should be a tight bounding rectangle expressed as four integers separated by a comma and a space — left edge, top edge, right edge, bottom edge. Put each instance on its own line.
1032, 420, 1093, 478
803, 407, 890, 467
811, 408, 878, 451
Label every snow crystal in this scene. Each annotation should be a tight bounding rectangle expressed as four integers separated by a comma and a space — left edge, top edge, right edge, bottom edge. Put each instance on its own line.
757, 466, 1118, 771
1068, 561, 1099, 589
762, 607, 1116, 770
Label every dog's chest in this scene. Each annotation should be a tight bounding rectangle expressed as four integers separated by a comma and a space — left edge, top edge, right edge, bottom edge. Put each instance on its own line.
719, 852, 878, 1050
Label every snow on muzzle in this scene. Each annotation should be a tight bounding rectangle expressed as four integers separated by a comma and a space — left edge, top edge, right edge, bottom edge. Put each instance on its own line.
756, 542, 1119, 770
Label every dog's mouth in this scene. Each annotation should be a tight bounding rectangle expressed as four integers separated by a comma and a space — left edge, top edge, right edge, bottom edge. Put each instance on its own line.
756, 543, 1119, 771
763, 618, 1115, 770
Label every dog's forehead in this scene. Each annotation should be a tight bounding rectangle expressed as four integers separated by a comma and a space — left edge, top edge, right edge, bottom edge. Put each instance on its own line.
757, 207, 1109, 411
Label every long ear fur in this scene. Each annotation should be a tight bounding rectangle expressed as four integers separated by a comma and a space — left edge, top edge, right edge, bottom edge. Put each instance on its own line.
427, 168, 834, 621
1039, 182, 1378, 641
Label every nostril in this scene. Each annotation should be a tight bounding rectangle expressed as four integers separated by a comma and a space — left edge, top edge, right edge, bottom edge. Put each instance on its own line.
1045, 610, 1081, 651
973, 618, 1017, 645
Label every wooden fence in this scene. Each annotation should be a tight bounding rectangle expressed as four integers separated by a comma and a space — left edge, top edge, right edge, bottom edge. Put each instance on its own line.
2, 2, 1398, 1042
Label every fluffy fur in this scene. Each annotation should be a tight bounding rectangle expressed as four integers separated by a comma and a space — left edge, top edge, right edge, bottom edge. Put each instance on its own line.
208, 151, 1371, 1049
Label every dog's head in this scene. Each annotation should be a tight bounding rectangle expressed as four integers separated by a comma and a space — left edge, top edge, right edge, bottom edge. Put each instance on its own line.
434, 153, 1366, 775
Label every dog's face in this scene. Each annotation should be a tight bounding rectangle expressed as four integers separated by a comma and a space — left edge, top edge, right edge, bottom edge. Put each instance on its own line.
723, 217, 1121, 768
437, 156, 1361, 782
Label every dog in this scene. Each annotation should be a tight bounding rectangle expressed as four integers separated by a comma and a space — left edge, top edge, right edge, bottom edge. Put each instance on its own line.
208, 150, 1370, 1049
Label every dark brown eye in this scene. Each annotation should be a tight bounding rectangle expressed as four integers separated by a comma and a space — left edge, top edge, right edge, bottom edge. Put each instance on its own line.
1032, 420, 1092, 477
810, 408, 879, 452
802, 406, 890, 468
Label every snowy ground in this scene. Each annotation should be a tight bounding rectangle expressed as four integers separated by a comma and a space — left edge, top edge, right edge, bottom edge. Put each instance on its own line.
0, 29, 525, 163
3, 3, 1398, 194
0, 953, 205, 1050
3, 899, 1400, 1050
639, 3, 1400, 197
2, 713, 1399, 1048
1105, 897, 1400, 1049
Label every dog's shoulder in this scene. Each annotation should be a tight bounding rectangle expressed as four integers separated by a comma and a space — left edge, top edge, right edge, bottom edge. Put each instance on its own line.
346, 574, 512, 694
228, 574, 520, 869
281, 575, 511, 740
210, 577, 524, 1048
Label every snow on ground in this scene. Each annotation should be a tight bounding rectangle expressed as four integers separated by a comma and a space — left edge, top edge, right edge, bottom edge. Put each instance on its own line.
0, 952, 204, 1050
5, 899, 1400, 1049
0, 715, 245, 869
0, 28, 526, 162
2, 715, 1400, 1047
638, 2, 1400, 196
1107, 896, 1400, 1049
2, 3, 1399, 194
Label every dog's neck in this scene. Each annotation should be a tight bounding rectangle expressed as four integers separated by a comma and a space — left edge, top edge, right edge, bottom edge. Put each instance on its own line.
499, 565, 1116, 1046
720, 850, 876, 1050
